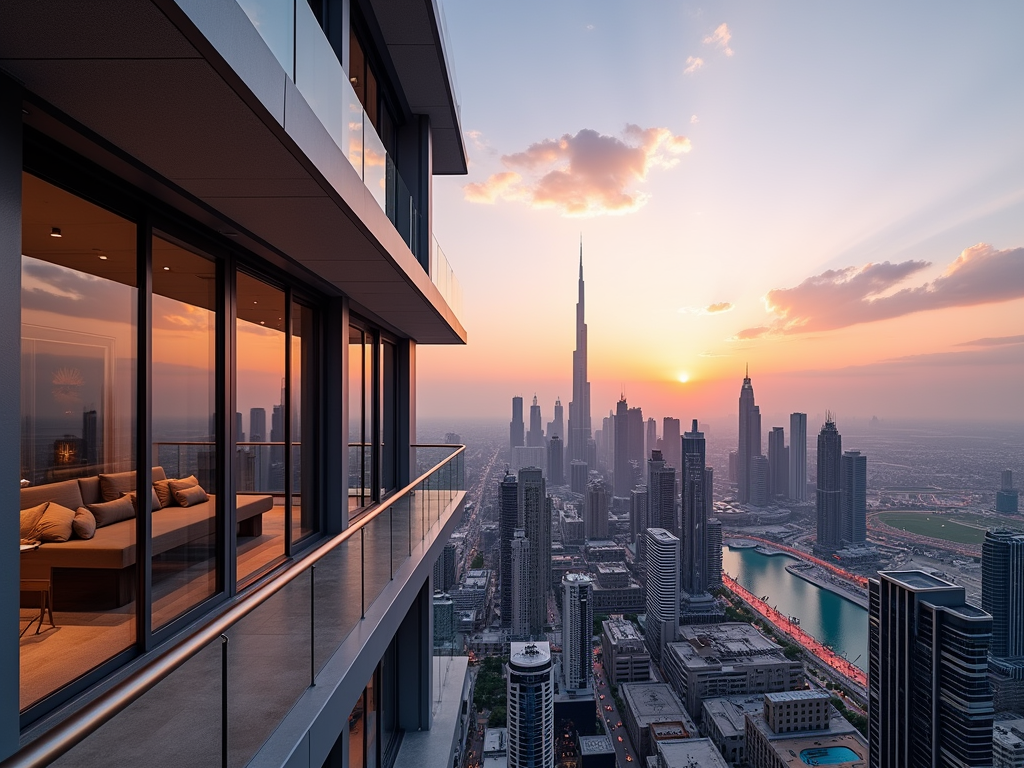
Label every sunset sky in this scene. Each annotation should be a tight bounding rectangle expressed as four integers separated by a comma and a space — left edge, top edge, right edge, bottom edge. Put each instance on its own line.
420, 1, 1024, 427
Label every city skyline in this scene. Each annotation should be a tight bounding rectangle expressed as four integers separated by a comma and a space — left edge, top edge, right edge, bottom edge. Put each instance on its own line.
419, 2, 1024, 422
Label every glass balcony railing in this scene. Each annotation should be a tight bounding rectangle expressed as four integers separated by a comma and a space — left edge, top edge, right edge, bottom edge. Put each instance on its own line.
14, 445, 466, 768
235, 0, 461, 316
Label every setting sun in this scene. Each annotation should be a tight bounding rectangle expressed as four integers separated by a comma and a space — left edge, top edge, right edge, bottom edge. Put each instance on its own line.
677, 372, 690, 384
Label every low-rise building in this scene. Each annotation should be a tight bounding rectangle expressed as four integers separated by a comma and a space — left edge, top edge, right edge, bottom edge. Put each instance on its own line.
602, 618, 651, 684
593, 580, 645, 613
993, 715, 1024, 768
663, 623, 804, 718
586, 541, 625, 563
744, 693, 867, 768
652, 737, 730, 768
483, 727, 509, 768
577, 734, 616, 768
594, 562, 630, 588
701, 695, 767, 767
620, 682, 697, 760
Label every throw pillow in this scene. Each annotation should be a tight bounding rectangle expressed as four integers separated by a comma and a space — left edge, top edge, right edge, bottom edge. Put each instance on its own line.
73, 507, 97, 540
35, 502, 76, 542
98, 471, 137, 503
153, 479, 173, 509
88, 495, 136, 528
19, 502, 49, 540
122, 488, 163, 513
158, 475, 198, 507
173, 484, 209, 507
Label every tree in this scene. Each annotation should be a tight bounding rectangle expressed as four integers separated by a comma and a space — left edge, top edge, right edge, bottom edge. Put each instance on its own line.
471, 553, 484, 569
488, 704, 507, 728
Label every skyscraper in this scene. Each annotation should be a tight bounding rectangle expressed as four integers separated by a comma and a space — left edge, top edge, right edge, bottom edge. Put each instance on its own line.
767, 426, 788, 499
433, 541, 457, 593
568, 246, 592, 464
614, 396, 631, 497
749, 454, 769, 507
569, 459, 589, 495
547, 397, 564, 441
499, 472, 519, 631
983, 529, 1024, 659
789, 413, 808, 502
815, 417, 843, 554
249, 406, 267, 442
663, 416, 681, 484
647, 449, 677, 536
507, 642, 555, 768
510, 395, 525, 452
645, 418, 658, 463
681, 420, 708, 597
547, 434, 564, 485
585, 479, 609, 541
706, 518, 723, 589
519, 467, 551, 637
627, 406, 645, 467
840, 450, 867, 546
528, 394, 544, 447
511, 529, 531, 640
997, 469, 1020, 514
630, 485, 649, 553
868, 571, 994, 768
562, 573, 594, 693
737, 368, 761, 504
644, 528, 680, 664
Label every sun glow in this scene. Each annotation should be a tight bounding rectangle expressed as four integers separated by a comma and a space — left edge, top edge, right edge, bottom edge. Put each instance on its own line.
677, 372, 690, 384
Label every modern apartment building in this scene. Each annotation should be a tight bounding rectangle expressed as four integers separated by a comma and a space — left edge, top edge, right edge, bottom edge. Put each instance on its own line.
868, 570, 995, 768
561, 573, 594, 694
1, 1, 468, 766
506, 642, 555, 768
601, 618, 650, 685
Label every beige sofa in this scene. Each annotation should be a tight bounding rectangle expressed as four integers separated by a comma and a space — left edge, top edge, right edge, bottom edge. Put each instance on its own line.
20, 467, 273, 610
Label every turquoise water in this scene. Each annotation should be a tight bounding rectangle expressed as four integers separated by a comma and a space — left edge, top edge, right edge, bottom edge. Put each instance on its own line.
722, 546, 869, 673
800, 746, 863, 764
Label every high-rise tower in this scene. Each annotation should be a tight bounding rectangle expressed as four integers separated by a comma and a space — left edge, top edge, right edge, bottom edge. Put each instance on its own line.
789, 413, 808, 501
983, 529, 1024, 659
567, 243, 592, 464
511, 529, 531, 640
767, 426, 788, 499
507, 642, 555, 768
499, 472, 519, 631
815, 416, 843, 554
840, 450, 867, 546
647, 450, 676, 536
510, 395, 525, 452
644, 528, 680, 664
528, 394, 544, 447
547, 397, 564, 441
519, 467, 551, 637
681, 420, 708, 597
562, 573, 594, 693
614, 396, 631, 497
868, 571, 994, 768
737, 367, 761, 504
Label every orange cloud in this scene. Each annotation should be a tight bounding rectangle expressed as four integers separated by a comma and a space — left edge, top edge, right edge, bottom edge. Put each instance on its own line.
703, 23, 734, 56
684, 56, 704, 74
737, 243, 1024, 338
680, 302, 734, 315
462, 125, 691, 217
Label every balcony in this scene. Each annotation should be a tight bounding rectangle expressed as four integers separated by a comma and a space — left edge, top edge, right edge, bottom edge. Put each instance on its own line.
12, 446, 466, 767
237, 0, 464, 318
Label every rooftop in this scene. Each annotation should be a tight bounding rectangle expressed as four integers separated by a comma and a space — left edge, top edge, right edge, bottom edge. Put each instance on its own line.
621, 683, 695, 729
646, 528, 679, 544
702, 695, 765, 735
654, 737, 730, 768
670, 623, 788, 668
509, 642, 551, 669
766, 690, 831, 703
483, 727, 507, 755
578, 735, 615, 755
563, 572, 593, 585
603, 618, 643, 644
880, 570, 957, 591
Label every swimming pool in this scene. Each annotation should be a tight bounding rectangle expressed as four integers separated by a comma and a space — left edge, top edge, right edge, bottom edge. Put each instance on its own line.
799, 746, 863, 765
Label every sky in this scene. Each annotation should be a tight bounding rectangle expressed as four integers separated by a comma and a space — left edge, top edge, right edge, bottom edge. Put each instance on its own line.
420, 1, 1024, 428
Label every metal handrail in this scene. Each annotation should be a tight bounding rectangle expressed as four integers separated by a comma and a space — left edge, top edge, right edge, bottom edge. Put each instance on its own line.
5, 444, 466, 768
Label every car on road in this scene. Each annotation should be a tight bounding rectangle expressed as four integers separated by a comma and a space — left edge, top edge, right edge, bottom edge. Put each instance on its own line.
617, 736, 623, 742
599, 694, 605, 700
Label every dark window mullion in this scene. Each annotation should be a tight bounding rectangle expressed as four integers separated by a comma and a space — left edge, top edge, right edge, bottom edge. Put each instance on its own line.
136, 215, 153, 651
371, 331, 381, 503
221, 253, 235, 594
284, 289, 293, 556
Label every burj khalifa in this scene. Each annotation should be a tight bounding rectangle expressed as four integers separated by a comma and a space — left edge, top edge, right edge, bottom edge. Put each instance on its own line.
567, 241, 593, 465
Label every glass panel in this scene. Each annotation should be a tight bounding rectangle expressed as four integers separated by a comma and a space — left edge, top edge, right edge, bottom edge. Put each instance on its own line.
363, 120, 387, 213
348, 689, 365, 768
366, 670, 378, 768
235, 273, 286, 584
364, 337, 374, 500
151, 236, 219, 628
294, 0, 347, 157
290, 301, 316, 543
236, 0, 295, 78
19, 173, 137, 711
380, 341, 397, 494
348, 326, 369, 516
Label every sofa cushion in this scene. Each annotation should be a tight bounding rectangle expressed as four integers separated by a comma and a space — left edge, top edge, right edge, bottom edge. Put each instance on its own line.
88, 496, 136, 528
173, 484, 209, 507
21, 479, 85, 513
73, 507, 97, 540
19, 502, 49, 539
160, 475, 199, 507
99, 471, 137, 503
35, 502, 76, 543
123, 488, 162, 513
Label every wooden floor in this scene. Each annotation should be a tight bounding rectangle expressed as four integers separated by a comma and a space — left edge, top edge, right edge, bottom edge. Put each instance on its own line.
20, 505, 290, 712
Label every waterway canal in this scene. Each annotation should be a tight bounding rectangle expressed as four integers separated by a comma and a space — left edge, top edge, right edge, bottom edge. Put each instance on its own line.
722, 546, 869, 673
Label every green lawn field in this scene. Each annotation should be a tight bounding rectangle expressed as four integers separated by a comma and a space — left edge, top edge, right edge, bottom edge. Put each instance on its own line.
876, 512, 988, 546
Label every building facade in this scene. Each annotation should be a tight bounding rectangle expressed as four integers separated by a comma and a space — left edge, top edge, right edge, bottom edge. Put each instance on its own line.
767, 427, 788, 500
737, 369, 761, 504
499, 472, 518, 631
840, 450, 867, 546
815, 417, 843, 554
511, 396, 525, 451
868, 570, 994, 768
788, 413, 807, 502
567, 249, 592, 465
511, 529, 531, 640
506, 642, 555, 768
681, 420, 708, 598
643, 527, 680, 664
562, 573, 594, 693
1, 1, 469, 766
601, 618, 651, 685
519, 467, 551, 637
647, 450, 677, 536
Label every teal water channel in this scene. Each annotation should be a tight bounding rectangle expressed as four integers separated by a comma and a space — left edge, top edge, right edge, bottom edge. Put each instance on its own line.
722, 546, 869, 673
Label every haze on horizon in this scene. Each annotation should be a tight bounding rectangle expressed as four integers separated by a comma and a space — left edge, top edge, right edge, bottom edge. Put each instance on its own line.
420, 1, 1024, 425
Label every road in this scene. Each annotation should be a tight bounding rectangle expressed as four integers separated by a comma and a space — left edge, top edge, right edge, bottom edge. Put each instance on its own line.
592, 657, 637, 765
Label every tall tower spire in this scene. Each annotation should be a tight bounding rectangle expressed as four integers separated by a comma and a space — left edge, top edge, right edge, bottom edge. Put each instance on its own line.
568, 240, 592, 464
579, 235, 583, 279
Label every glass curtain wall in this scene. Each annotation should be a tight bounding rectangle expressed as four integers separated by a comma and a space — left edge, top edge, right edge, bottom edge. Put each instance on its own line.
380, 340, 397, 495
235, 273, 287, 583
291, 300, 317, 543
348, 325, 372, 514
150, 236, 219, 628
18, 173, 137, 711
